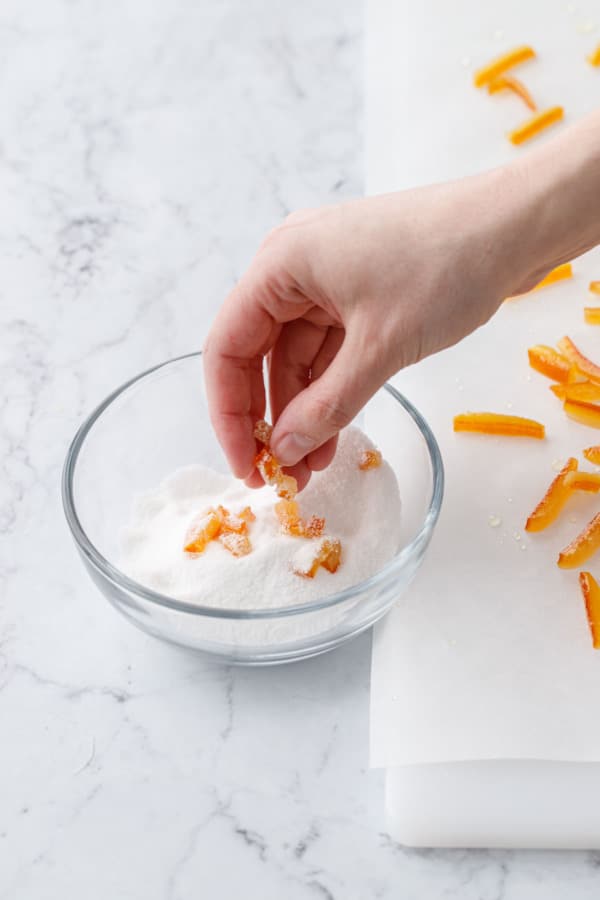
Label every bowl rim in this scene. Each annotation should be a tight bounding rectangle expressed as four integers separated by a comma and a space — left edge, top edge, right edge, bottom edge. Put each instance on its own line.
62, 352, 444, 620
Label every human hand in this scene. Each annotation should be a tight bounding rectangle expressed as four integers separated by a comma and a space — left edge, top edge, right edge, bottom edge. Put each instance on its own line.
203, 157, 586, 490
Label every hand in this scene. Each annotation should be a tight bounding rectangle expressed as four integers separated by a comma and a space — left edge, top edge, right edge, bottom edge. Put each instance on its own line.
204, 110, 600, 490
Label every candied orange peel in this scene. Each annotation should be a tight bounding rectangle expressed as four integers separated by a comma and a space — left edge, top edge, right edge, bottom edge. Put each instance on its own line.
473, 45, 536, 88
550, 382, 600, 406
583, 445, 600, 465
509, 106, 564, 145
528, 345, 571, 382
453, 412, 545, 439
564, 470, 600, 493
253, 419, 273, 445
253, 419, 298, 500
525, 457, 578, 533
275, 499, 325, 539
359, 448, 383, 470
590, 281, 600, 296
580, 572, 600, 649
557, 336, 600, 385
292, 537, 342, 578
585, 308, 600, 325
530, 263, 573, 292
184, 504, 255, 555
487, 74, 536, 110
558, 512, 600, 569
564, 400, 600, 429
588, 45, 600, 67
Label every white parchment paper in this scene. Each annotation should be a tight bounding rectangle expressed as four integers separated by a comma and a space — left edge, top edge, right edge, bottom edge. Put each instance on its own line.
368, 0, 600, 766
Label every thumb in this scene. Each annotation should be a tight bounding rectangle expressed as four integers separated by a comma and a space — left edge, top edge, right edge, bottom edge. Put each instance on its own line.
270, 331, 383, 467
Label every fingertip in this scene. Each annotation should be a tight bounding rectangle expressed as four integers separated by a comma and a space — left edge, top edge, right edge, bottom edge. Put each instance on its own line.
244, 469, 265, 489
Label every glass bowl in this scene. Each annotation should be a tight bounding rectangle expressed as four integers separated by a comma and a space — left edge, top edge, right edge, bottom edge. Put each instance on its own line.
62, 353, 443, 665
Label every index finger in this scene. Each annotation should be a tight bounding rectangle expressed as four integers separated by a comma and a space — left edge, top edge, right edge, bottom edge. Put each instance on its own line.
203, 281, 279, 479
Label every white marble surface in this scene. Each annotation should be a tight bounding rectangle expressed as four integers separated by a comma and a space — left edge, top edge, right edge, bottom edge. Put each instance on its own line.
2, 0, 600, 896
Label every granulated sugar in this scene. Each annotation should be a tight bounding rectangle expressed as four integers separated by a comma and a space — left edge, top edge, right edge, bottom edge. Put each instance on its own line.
121, 426, 402, 616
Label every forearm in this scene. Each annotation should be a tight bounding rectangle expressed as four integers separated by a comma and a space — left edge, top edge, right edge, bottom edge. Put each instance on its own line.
510, 109, 600, 290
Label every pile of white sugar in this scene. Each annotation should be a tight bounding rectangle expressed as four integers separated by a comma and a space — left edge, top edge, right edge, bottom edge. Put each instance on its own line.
120, 426, 402, 610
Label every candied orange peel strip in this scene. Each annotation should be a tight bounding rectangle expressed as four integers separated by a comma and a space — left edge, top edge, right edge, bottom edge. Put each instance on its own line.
558, 512, 600, 569
509, 106, 564, 146
588, 45, 600, 67
583, 445, 600, 465
525, 458, 578, 532
564, 400, 600, 429
292, 537, 342, 578
557, 336, 600, 384
564, 471, 600, 493
473, 45, 536, 88
550, 382, 600, 406
488, 74, 536, 110
453, 412, 545, 439
359, 448, 383, 470
528, 345, 571, 382
580, 572, 600, 649
253, 419, 298, 500
585, 307, 600, 325
590, 281, 600, 296
530, 263, 573, 292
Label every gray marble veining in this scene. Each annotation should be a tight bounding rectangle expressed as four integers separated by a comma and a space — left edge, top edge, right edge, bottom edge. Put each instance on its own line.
1, 0, 599, 896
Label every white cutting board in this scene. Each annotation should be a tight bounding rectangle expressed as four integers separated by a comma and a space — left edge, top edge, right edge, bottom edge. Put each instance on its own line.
367, 0, 600, 847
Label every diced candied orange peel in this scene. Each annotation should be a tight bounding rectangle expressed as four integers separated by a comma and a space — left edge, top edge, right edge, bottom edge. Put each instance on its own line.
255, 447, 298, 500
583, 445, 600, 465
275, 499, 325, 539
564, 471, 600, 493
253, 419, 273, 445
584, 307, 600, 325
303, 515, 325, 538
588, 45, 600, 67
487, 74, 536, 110
564, 400, 600, 429
525, 458, 578, 533
590, 282, 600, 296
550, 382, 600, 406
219, 531, 252, 557
558, 512, 600, 569
292, 537, 342, 578
183, 510, 222, 554
453, 412, 545, 439
359, 449, 383, 470
557, 336, 600, 385
509, 106, 564, 145
528, 345, 571, 382
473, 45, 536, 88
580, 572, 600, 649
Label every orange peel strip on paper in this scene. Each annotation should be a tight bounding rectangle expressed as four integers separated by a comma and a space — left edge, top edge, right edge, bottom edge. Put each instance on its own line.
588, 46, 600, 67
509, 106, 564, 145
580, 572, 600, 649
453, 412, 545, 439
558, 513, 600, 568
557, 336, 600, 384
585, 308, 600, 325
564, 471, 600, 493
525, 457, 578, 532
551, 382, 600, 406
528, 345, 571, 382
564, 401, 600, 429
583, 445, 600, 465
531, 263, 573, 292
473, 45, 536, 88
590, 281, 600, 296
488, 74, 537, 110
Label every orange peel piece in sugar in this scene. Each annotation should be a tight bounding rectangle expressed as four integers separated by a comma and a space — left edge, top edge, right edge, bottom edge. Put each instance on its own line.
564, 400, 600, 429
564, 471, 600, 493
557, 336, 600, 385
488, 74, 536, 111
303, 515, 325, 538
219, 531, 252, 558
275, 500, 325, 539
255, 447, 298, 500
253, 419, 273, 445
558, 513, 600, 569
183, 509, 222, 554
453, 412, 545, 439
585, 308, 600, 326
525, 457, 578, 533
358, 448, 383, 471
509, 106, 564, 146
583, 445, 600, 465
528, 345, 571, 383
590, 282, 600, 296
473, 45, 536, 88
580, 572, 600, 649
292, 537, 342, 579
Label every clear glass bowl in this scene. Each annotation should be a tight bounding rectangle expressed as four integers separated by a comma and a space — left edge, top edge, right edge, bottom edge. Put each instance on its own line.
62, 353, 443, 665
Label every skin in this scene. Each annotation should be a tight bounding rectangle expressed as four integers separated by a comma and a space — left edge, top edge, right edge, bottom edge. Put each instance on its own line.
204, 110, 600, 491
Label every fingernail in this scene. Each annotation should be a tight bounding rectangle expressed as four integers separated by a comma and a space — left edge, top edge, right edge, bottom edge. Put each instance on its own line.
272, 432, 315, 466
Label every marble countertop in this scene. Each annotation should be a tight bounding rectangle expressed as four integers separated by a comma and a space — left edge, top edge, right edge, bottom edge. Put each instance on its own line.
2, 0, 599, 896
